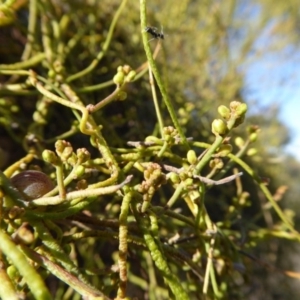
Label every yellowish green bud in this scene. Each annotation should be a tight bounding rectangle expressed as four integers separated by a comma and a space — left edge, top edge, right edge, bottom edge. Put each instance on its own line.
61, 146, 73, 161
48, 69, 55, 78
113, 71, 125, 86
77, 148, 90, 164
55, 140, 71, 155
216, 144, 232, 157
118, 91, 127, 100
187, 150, 197, 164
169, 172, 180, 183
209, 158, 224, 169
234, 137, 245, 148
212, 119, 228, 136
11, 105, 19, 113
125, 70, 136, 82
7, 265, 19, 280
218, 105, 231, 120
247, 148, 257, 156
235, 103, 248, 116
74, 165, 85, 177
184, 178, 194, 187
67, 153, 77, 166
122, 65, 132, 74
42, 150, 60, 165
229, 101, 241, 110
249, 132, 258, 143
148, 186, 155, 195
144, 169, 151, 179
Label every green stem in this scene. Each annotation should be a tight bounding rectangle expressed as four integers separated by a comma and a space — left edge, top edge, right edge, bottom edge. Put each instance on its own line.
21, 245, 109, 299
31, 175, 132, 205
140, 0, 188, 148
149, 66, 164, 137
0, 230, 52, 300
194, 135, 223, 174
228, 153, 299, 236
132, 204, 189, 300
55, 163, 66, 199
21, 0, 38, 60
0, 53, 45, 70
117, 191, 133, 298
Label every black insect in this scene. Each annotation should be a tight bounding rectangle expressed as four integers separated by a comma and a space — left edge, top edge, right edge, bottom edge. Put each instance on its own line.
145, 26, 164, 41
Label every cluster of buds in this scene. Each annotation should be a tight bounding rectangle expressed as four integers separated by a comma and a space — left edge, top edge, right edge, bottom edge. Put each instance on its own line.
137, 163, 166, 212
212, 101, 248, 136
234, 125, 260, 157
113, 65, 136, 88
163, 126, 180, 145
42, 140, 91, 176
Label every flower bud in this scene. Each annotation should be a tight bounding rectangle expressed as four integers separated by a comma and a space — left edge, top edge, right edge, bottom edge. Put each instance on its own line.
234, 137, 245, 148
187, 150, 197, 164
216, 144, 232, 157
184, 178, 194, 187
7, 265, 19, 281
122, 65, 132, 74
169, 172, 180, 184
74, 165, 85, 178
212, 119, 228, 136
229, 101, 240, 110
249, 132, 258, 143
113, 71, 125, 86
67, 153, 77, 166
55, 140, 72, 156
76, 179, 88, 190
125, 70, 136, 82
42, 150, 60, 165
15, 224, 35, 245
118, 91, 127, 100
61, 146, 73, 161
77, 148, 91, 164
218, 105, 231, 120
247, 148, 257, 156
209, 158, 224, 169
235, 103, 248, 116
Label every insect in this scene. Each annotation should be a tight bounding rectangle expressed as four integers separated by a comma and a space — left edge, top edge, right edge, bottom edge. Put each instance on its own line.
144, 26, 164, 41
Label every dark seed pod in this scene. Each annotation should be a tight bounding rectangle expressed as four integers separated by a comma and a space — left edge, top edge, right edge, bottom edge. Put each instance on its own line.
10, 170, 54, 201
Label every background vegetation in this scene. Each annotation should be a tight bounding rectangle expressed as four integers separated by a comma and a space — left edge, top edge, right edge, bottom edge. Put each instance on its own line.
1, 0, 300, 299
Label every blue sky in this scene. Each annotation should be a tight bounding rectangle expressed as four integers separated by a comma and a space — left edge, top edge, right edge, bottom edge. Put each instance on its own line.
233, 1, 300, 161
243, 49, 300, 160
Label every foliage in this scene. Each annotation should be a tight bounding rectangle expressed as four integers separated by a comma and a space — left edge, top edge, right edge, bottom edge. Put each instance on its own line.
1, 0, 300, 299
